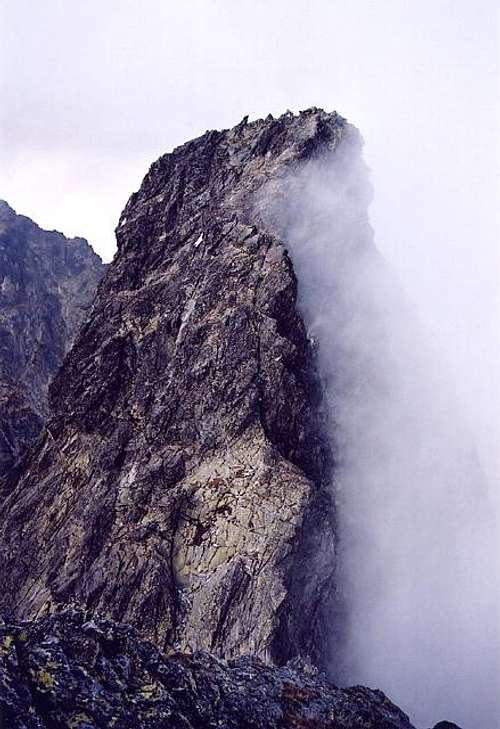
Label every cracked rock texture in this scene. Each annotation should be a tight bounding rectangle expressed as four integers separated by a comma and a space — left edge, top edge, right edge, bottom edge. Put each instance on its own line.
0, 201, 105, 477
0, 609, 416, 729
0, 110, 352, 666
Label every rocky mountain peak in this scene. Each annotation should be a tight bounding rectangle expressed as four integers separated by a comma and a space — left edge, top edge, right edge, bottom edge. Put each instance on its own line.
0, 110, 351, 669
0, 202, 105, 476
116, 108, 348, 263
0, 112, 469, 729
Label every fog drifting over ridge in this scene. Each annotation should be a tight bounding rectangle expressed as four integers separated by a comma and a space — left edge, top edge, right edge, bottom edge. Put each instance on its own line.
260, 127, 499, 728
2, 0, 498, 489
1, 1, 499, 725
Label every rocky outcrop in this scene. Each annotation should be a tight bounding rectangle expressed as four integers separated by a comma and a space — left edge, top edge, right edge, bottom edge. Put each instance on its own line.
0, 201, 105, 476
0, 609, 416, 729
0, 111, 344, 666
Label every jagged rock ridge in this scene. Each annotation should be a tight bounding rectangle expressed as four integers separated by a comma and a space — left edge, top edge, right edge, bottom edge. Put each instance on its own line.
0, 201, 105, 476
0, 609, 416, 729
0, 110, 347, 666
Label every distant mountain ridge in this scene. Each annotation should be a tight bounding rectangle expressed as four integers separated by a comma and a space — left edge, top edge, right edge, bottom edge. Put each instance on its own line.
0, 200, 105, 477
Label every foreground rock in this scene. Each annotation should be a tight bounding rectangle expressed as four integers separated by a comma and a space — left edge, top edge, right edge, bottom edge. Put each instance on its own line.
0, 609, 416, 729
0, 110, 345, 666
0, 201, 105, 477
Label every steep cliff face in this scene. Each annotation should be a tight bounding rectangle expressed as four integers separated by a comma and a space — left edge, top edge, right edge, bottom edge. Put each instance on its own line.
0, 111, 347, 666
0, 201, 105, 476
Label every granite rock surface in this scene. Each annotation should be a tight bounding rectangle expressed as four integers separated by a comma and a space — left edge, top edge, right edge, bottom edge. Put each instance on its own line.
0, 110, 348, 666
0, 201, 105, 477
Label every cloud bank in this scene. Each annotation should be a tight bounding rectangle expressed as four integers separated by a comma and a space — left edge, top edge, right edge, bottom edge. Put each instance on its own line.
262, 126, 499, 728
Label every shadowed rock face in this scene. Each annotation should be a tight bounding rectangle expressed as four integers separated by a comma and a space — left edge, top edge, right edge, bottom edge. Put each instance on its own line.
0, 201, 105, 476
0, 609, 416, 729
0, 110, 354, 666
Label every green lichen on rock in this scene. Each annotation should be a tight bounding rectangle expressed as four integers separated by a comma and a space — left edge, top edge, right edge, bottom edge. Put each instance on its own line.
68, 713, 94, 728
31, 667, 55, 690
0, 609, 417, 729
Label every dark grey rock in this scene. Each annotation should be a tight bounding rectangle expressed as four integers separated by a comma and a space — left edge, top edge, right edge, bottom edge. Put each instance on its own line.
0, 110, 345, 667
0, 201, 105, 477
0, 609, 416, 729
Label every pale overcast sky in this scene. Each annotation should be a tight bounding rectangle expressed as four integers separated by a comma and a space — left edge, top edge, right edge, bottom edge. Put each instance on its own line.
1, 0, 499, 479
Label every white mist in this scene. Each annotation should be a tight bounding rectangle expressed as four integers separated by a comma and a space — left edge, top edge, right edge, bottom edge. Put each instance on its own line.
263, 127, 500, 728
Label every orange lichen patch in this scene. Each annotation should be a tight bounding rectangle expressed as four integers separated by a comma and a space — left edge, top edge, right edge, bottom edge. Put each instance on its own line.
207, 477, 226, 488
282, 681, 320, 702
